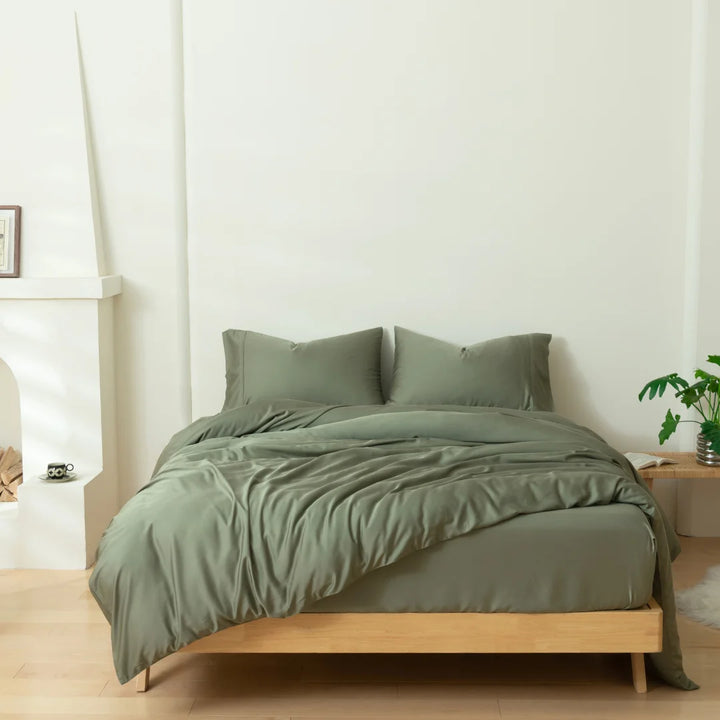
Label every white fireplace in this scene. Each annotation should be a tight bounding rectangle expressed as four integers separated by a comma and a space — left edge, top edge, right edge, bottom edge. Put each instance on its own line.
0, 275, 121, 568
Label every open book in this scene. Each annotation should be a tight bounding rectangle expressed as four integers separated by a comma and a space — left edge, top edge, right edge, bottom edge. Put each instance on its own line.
624, 452, 679, 471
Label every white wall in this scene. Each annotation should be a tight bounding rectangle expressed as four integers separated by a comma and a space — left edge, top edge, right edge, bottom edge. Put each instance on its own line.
675, 0, 720, 535
184, 0, 692, 454
1, 0, 717, 501
0, 5, 98, 277
698, 1, 720, 359
0, 0, 188, 501
72, 1, 190, 500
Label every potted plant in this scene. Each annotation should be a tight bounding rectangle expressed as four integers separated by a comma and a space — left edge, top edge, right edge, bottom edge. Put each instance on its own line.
639, 355, 720, 466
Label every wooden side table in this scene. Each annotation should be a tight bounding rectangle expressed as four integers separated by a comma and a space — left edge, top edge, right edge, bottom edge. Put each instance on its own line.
636, 452, 720, 491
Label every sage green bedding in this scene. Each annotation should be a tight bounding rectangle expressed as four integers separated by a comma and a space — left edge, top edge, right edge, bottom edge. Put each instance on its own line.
89, 401, 695, 689
222, 328, 384, 408
390, 328, 554, 410
307, 504, 656, 613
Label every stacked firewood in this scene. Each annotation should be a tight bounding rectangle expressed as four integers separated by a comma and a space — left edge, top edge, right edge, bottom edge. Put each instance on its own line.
0, 447, 23, 502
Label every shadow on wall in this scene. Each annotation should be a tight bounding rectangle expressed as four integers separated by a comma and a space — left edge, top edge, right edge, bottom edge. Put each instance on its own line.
551, 337, 641, 451
380, 330, 395, 400
0, 357, 22, 452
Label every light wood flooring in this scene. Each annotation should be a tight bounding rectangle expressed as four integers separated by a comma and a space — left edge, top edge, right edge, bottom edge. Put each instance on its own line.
0, 536, 719, 719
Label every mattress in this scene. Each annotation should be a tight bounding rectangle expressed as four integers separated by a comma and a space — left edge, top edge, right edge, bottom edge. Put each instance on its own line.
307, 504, 656, 613
94, 400, 694, 688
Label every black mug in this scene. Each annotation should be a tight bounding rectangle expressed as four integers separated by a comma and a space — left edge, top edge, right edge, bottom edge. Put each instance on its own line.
47, 462, 74, 480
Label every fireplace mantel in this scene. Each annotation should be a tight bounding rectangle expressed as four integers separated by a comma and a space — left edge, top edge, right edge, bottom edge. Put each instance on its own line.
0, 275, 121, 299
0, 275, 122, 568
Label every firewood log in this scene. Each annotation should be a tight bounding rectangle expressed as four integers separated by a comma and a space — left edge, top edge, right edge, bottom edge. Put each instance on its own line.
0, 447, 19, 474
1, 462, 23, 485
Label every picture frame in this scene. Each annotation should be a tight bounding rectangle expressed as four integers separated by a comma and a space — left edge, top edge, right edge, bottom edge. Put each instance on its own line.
0, 206, 21, 278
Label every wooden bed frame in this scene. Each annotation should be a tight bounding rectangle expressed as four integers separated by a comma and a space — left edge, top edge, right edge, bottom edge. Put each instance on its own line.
135, 599, 662, 694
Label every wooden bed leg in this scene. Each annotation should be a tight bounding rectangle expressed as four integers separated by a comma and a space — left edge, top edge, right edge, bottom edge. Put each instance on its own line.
135, 667, 150, 692
631, 653, 647, 693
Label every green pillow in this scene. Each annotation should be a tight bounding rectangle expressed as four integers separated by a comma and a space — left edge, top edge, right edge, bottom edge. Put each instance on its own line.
222, 328, 384, 408
389, 327, 554, 411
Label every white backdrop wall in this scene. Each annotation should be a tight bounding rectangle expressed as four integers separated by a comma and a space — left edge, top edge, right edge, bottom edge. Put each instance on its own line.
0, 0, 717, 502
184, 0, 692, 454
698, 1, 720, 359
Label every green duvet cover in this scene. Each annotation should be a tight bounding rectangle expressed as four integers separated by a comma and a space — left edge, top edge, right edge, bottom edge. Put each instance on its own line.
89, 401, 695, 688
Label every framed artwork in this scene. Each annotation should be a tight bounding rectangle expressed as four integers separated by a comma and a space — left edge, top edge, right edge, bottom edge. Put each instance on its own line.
0, 206, 21, 278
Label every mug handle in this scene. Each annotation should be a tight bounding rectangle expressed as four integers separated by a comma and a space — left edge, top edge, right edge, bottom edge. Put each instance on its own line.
66, 463, 74, 472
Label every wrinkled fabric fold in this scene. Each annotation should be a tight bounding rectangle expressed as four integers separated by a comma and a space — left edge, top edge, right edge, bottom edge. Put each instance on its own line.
90, 401, 695, 689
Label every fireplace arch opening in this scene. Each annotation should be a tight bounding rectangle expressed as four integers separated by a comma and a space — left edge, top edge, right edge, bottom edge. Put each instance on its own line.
0, 356, 22, 503
0, 357, 21, 449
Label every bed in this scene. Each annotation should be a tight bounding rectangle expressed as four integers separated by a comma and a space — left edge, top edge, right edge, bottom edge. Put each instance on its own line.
89, 329, 695, 694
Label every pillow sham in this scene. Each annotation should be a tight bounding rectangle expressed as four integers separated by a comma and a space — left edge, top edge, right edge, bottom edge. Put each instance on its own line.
222, 328, 384, 408
388, 327, 554, 411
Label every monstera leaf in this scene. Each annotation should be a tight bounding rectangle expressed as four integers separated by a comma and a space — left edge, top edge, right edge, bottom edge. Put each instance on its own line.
693, 369, 719, 395
640, 358, 720, 441
639, 374, 689, 402
678, 378, 711, 408
658, 409, 681, 445
700, 421, 720, 455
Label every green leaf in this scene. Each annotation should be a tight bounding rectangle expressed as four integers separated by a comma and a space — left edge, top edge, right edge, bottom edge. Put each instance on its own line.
639, 380, 656, 401
695, 369, 720, 396
700, 421, 720, 455
679, 389, 701, 408
639, 374, 687, 402
659, 409, 681, 445
667, 374, 690, 391
679, 379, 710, 397
649, 380, 664, 400
707, 355, 720, 368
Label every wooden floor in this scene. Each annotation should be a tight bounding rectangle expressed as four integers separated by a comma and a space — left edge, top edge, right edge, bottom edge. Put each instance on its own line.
1, 537, 719, 719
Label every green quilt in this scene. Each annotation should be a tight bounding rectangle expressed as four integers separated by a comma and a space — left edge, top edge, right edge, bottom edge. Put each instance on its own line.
89, 401, 695, 688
